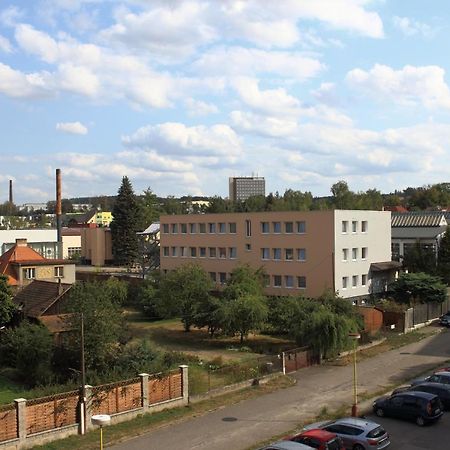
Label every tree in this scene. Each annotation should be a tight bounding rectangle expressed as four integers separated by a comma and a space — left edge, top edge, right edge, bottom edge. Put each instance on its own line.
192, 294, 224, 337
110, 176, 140, 266
0, 274, 15, 326
438, 226, 450, 284
157, 264, 213, 331
403, 241, 436, 274
223, 265, 265, 300
389, 272, 447, 304
65, 281, 128, 373
137, 187, 161, 230
0, 321, 53, 386
222, 294, 268, 343
331, 180, 354, 209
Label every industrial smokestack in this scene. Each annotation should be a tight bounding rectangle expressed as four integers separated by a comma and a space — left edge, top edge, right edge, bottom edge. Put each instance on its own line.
8, 180, 13, 204
56, 169, 62, 254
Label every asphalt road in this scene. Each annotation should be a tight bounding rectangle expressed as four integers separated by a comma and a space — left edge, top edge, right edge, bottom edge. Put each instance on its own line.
366, 412, 449, 449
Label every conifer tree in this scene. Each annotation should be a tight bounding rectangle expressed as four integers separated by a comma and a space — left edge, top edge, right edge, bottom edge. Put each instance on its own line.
110, 176, 139, 266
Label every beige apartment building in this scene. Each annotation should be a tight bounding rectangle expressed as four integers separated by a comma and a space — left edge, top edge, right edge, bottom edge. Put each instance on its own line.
160, 210, 396, 300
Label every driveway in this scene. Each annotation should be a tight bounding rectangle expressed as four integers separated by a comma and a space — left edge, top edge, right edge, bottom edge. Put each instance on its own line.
111, 329, 450, 450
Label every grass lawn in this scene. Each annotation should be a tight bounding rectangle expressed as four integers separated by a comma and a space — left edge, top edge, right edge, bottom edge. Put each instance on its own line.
125, 309, 295, 363
0, 374, 26, 404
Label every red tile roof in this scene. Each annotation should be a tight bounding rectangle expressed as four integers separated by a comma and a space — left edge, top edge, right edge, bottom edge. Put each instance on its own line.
0, 244, 45, 285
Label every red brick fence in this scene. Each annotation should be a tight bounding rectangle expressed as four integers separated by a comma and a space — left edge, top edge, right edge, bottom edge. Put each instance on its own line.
0, 366, 188, 449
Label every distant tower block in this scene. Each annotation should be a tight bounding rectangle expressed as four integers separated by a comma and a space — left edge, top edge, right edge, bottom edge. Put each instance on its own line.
228, 176, 265, 202
9, 179, 13, 204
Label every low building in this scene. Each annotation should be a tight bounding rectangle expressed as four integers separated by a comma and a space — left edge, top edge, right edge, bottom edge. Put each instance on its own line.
61, 228, 82, 259
160, 210, 396, 301
80, 227, 112, 266
0, 229, 58, 258
0, 238, 76, 288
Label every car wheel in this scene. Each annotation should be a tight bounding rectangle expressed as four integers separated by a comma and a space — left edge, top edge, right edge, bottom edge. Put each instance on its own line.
416, 416, 426, 426
353, 445, 365, 450
375, 407, 385, 417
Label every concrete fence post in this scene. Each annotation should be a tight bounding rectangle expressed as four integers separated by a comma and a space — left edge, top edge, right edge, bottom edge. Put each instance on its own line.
179, 365, 189, 404
282, 352, 286, 375
139, 373, 149, 413
84, 385, 94, 431
14, 398, 27, 443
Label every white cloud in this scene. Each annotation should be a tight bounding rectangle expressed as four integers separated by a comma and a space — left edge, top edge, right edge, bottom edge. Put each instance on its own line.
185, 98, 219, 116
0, 35, 12, 53
393, 16, 435, 38
0, 6, 23, 27
56, 122, 88, 135
346, 64, 450, 109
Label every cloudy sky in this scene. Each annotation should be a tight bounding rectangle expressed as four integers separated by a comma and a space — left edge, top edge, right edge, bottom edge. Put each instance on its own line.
1, 0, 450, 204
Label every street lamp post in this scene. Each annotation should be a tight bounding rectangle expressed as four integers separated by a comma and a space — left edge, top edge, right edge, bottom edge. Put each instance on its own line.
349, 332, 361, 417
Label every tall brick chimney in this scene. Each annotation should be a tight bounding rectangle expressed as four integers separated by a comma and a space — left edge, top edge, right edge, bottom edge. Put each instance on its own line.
56, 169, 62, 256
9, 180, 13, 204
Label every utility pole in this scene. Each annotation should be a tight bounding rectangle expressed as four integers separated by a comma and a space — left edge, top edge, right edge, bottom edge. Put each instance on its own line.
80, 313, 87, 434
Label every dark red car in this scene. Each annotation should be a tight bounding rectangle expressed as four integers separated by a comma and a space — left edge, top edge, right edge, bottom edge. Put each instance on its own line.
286, 429, 345, 450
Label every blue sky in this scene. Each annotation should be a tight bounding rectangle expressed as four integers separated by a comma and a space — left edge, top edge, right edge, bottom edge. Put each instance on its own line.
1, 0, 450, 204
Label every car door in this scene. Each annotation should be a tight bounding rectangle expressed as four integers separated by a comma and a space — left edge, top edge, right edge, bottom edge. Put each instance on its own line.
324, 425, 351, 450
385, 395, 404, 417
401, 395, 421, 419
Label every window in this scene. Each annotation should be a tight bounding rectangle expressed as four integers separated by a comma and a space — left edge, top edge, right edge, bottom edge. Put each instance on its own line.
361, 247, 368, 259
68, 247, 81, 258
181, 223, 187, 234
285, 275, 294, 288
209, 272, 216, 282
261, 248, 270, 260
218, 247, 226, 258
199, 223, 206, 233
297, 221, 306, 233
285, 248, 293, 261
245, 243, 251, 251
352, 220, 357, 233
297, 248, 306, 261
342, 248, 348, 261
273, 275, 282, 287
181, 247, 187, 257
361, 221, 368, 233
209, 247, 216, 258
229, 247, 237, 258
362, 274, 367, 286
219, 272, 227, 284
171, 223, 178, 233
163, 224, 169, 233
261, 222, 270, 233
352, 248, 358, 260
163, 246, 169, 256
208, 222, 216, 233
54, 266, 64, 278
219, 222, 226, 233
190, 247, 197, 257
342, 276, 348, 289
273, 248, 281, 260
297, 276, 306, 289
23, 267, 35, 280
342, 221, 348, 233
352, 275, 358, 287
273, 222, 281, 233
171, 247, 177, 257
246, 220, 251, 237
229, 222, 237, 233
199, 247, 206, 257
189, 223, 196, 233
263, 274, 270, 287
285, 222, 293, 233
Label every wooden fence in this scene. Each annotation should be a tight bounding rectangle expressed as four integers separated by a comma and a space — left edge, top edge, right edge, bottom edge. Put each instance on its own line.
282, 346, 320, 374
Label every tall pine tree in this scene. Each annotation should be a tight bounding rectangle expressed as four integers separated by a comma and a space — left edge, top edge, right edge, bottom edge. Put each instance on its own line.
438, 225, 450, 284
110, 176, 140, 266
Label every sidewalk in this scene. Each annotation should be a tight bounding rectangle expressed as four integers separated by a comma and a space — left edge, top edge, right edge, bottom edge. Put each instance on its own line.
111, 328, 450, 450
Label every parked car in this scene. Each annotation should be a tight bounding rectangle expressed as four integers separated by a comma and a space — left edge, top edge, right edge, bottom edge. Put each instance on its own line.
411, 371, 450, 386
286, 428, 345, 450
439, 312, 450, 327
259, 441, 315, 450
392, 383, 450, 410
436, 366, 450, 372
303, 417, 390, 450
373, 391, 443, 426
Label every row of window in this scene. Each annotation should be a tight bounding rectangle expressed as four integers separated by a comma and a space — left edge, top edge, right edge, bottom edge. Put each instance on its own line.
342, 220, 368, 233
260, 221, 306, 234
23, 266, 64, 280
342, 247, 368, 261
207, 272, 307, 289
342, 274, 367, 289
162, 222, 237, 234
261, 248, 306, 261
162, 246, 237, 259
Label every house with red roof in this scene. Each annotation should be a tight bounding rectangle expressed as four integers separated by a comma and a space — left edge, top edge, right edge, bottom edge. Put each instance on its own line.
0, 238, 76, 288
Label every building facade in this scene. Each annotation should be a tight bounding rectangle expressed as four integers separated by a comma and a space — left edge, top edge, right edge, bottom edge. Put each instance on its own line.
228, 176, 265, 202
160, 210, 392, 300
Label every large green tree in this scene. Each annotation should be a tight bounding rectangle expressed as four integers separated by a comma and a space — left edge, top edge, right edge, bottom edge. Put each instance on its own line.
403, 242, 436, 274
438, 226, 450, 284
0, 274, 15, 326
137, 187, 162, 230
110, 176, 140, 266
389, 272, 447, 304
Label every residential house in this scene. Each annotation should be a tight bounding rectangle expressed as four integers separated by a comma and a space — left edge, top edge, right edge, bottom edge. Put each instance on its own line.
0, 238, 76, 288
160, 210, 397, 302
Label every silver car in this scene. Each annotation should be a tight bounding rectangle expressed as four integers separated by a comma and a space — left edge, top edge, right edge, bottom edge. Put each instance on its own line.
259, 441, 314, 450
411, 371, 450, 386
304, 417, 390, 450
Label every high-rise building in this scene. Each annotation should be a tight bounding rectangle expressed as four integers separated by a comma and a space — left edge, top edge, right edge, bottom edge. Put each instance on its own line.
229, 176, 265, 202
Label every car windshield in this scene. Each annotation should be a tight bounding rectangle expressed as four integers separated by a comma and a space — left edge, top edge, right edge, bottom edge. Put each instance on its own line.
367, 426, 386, 438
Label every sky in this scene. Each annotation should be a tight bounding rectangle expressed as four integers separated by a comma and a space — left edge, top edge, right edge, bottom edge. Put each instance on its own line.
1, 0, 450, 204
